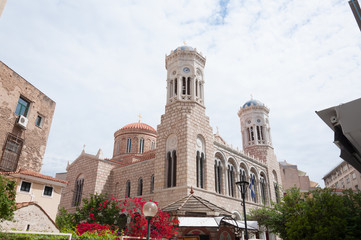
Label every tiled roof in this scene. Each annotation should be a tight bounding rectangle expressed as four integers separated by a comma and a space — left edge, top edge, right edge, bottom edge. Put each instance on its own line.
120, 122, 156, 133
162, 192, 232, 217
0, 169, 68, 184
113, 150, 156, 169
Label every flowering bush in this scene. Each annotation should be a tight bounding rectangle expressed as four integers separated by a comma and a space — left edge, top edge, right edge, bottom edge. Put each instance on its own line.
57, 194, 178, 239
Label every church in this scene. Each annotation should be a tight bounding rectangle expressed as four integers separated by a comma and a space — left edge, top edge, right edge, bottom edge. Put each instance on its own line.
58, 45, 282, 239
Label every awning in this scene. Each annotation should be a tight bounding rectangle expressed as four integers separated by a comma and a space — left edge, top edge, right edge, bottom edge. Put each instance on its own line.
177, 217, 258, 230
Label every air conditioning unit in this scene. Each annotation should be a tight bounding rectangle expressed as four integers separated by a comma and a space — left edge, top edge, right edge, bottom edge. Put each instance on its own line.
17, 115, 28, 129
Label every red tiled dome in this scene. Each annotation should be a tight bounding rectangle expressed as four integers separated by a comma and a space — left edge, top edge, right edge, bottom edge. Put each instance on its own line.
120, 122, 156, 133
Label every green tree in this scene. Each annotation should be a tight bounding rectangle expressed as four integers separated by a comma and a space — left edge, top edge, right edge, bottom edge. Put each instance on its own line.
249, 188, 361, 240
0, 175, 16, 222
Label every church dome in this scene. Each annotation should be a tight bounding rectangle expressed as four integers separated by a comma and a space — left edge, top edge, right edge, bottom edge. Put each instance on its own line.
120, 122, 156, 133
174, 45, 194, 51
242, 99, 264, 109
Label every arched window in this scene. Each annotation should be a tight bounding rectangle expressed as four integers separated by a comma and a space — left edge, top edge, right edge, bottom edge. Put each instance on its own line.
166, 135, 177, 188
174, 78, 177, 95
182, 77, 186, 95
116, 140, 120, 154
249, 172, 257, 203
170, 80, 173, 97
167, 150, 177, 187
250, 127, 254, 141
214, 157, 223, 194
196, 79, 198, 97
125, 180, 131, 197
138, 178, 143, 196
150, 175, 155, 194
260, 174, 267, 205
139, 138, 145, 153
273, 170, 280, 203
126, 138, 132, 153
196, 136, 205, 189
239, 165, 249, 200
151, 141, 155, 150
187, 77, 191, 95
196, 151, 204, 188
72, 174, 84, 207
227, 163, 235, 197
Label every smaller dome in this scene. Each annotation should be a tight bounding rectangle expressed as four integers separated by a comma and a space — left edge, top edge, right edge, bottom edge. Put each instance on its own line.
120, 122, 156, 133
174, 45, 194, 51
242, 99, 264, 109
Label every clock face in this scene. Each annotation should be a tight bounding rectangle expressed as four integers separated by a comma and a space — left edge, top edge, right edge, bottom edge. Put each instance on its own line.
172, 71, 176, 75
183, 67, 190, 73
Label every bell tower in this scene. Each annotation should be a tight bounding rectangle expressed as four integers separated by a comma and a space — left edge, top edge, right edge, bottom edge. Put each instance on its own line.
238, 98, 282, 203
165, 45, 205, 106
154, 45, 214, 206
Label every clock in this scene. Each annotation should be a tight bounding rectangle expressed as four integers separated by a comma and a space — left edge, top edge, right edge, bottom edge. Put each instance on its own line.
183, 67, 190, 73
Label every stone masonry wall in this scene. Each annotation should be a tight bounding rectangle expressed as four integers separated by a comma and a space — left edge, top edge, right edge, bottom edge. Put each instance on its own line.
0, 61, 55, 172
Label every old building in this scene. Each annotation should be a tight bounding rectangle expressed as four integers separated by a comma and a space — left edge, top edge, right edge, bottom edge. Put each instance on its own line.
323, 160, 361, 190
279, 160, 318, 193
0, 61, 66, 231
59, 45, 284, 239
0, 61, 55, 173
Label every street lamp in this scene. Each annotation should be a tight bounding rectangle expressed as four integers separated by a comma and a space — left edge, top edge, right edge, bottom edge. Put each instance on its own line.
236, 180, 249, 240
143, 201, 158, 240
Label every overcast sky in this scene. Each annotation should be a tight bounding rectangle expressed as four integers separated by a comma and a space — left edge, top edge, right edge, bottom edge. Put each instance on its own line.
1, 0, 360, 187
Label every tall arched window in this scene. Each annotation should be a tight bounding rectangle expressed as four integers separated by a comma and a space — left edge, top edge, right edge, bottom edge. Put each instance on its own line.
187, 77, 191, 95
150, 175, 154, 194
174, 78, 177, 95
170, 80, 173, 97
138, 178, 143, 196
239, 166, 249, 200
72, 174, 84, 207
195, 79, 198, 97
260, 174, 267, 205
126, 138, 132, 153
196, 151, 204, 188
166, 135, 177, 188
227, 163, 235, 197
196, 136, 205, 189
182, 77, 186, 95
125, 180, 131, 197
214, 157, 223, 194
116, 140, 120, 154
249, 172, 257, 203
139, 138, 145, 153
167, 150, 177, 187
250, 127, 254, 141
273, 170, 280, 203
151, 141, 155, 150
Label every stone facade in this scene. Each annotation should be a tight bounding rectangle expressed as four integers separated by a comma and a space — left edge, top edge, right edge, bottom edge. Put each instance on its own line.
58, 46, 284, 239
0, 203, 59, 232
0, 61, 55, 173
323, 160, 361, 190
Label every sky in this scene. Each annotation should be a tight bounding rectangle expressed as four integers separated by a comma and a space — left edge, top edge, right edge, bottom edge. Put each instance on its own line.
0, 0, 360, 187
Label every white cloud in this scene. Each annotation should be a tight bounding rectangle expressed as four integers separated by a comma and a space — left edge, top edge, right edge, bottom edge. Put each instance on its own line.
0, 0, 360, 187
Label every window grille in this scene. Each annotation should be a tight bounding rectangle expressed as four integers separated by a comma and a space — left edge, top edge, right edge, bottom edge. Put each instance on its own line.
0, 133, 23, 172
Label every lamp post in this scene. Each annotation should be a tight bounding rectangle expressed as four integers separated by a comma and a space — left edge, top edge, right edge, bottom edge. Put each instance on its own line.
142, 201, 158, 240
236, 180, 249, 240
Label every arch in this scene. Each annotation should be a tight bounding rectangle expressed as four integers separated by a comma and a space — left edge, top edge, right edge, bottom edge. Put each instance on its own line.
231, 211, 242, 221
259, 172, 268, 205
137, 178, 143, 196
72, 174, 84, 207
227, 161, 236, 197
125, 180, 131, 197
214, 152, 224, 194
196, 135, 205, 189
166, 134, 177, 188
272, 170, 280, 203
139, 138, 145, 153
249, 168, 258, 203
150, 175, 155, 194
